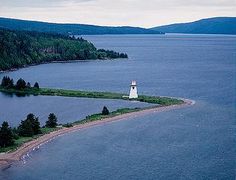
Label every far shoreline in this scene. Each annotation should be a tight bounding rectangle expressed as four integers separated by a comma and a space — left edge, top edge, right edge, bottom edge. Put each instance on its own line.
0, 58, 127, 74
0, 98, 195, 170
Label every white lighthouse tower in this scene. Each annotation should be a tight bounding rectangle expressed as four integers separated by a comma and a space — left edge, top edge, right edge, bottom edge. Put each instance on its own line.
129, 80, 138, 99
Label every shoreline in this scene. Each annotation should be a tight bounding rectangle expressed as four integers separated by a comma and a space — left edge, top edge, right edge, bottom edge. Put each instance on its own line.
0, 98, 194, 170
0, 59, 116, 74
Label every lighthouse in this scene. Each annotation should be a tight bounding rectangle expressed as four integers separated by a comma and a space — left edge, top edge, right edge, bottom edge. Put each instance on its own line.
129, 80, 138, 99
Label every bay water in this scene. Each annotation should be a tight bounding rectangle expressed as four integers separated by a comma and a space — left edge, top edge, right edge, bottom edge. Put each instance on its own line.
0, 34, 235, 179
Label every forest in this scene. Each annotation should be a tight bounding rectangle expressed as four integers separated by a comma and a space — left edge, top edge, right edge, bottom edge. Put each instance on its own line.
0, 28, 128, 71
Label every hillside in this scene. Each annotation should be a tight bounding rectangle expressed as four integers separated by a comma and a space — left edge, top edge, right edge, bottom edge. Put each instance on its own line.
151, 17, 236, 35
0, 29, 128, 71
0, 17, 162, 35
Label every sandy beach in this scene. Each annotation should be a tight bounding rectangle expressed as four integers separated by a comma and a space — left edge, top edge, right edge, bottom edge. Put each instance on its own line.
0, 98, 194, 170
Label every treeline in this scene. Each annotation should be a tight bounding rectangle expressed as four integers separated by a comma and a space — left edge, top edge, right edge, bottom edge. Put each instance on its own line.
97, 49, 127, 59
0, 113, 58, 148
1, 76, 39, 90
0, 28, 128, 71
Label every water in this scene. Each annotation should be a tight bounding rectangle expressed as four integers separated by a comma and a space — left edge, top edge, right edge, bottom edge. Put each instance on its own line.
0, 93, 151, 127
0, 34, 235, 179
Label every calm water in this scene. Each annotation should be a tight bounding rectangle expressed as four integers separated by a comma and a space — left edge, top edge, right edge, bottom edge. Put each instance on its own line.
0, 34, 235, 179
0, 93, 150, 127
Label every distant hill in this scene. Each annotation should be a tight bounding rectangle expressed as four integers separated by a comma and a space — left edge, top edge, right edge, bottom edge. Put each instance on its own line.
151, 17, 236, 35
0, 17, 162, 35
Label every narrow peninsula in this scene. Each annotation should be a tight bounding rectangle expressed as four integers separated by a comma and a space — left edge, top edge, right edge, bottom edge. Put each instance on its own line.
0, 78, 195, 169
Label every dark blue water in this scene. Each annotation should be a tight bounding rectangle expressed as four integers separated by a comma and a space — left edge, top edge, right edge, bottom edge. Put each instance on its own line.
0, 93, 150, 127
0, 34, 235, 179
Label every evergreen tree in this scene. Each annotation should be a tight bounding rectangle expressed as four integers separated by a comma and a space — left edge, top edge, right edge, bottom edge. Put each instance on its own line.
15, 78, 26, 89
18, 113, 41, 137
18, 119, 34, 137
1, 76, 9, 87
33, 117, 41, 134
1, 76, 14, 88
26, 82, 31, 88
8, 78, 14, 89
0, 121, 14, 147
34, 82, 39, 89
26, 113, 41, 135
45, 113, 58, 128
102, 106, 110, 115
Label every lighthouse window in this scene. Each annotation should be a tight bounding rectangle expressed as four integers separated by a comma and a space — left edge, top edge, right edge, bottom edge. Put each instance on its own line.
132, 87, 135, 89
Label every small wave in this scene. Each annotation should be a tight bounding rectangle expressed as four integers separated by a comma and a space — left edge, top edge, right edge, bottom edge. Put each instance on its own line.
20, 138, 56, 164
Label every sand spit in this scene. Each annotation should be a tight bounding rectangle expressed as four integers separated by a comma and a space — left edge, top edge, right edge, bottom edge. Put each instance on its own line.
0, 98, 194, 170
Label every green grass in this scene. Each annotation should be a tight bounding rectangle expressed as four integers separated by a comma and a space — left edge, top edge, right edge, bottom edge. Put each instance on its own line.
0, 137, 32, 153
40, 127, 61, 134
74, 108, 143, 125
137, 95, 183, 106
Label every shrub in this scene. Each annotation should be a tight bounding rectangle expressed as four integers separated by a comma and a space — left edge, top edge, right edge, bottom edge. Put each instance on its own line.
62, 123, 73, 128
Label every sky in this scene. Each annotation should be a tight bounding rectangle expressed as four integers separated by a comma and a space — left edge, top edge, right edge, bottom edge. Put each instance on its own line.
0, 0, 235, 27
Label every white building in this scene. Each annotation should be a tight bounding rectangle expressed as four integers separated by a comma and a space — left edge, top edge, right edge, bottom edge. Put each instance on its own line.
129, 80, 138, 99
